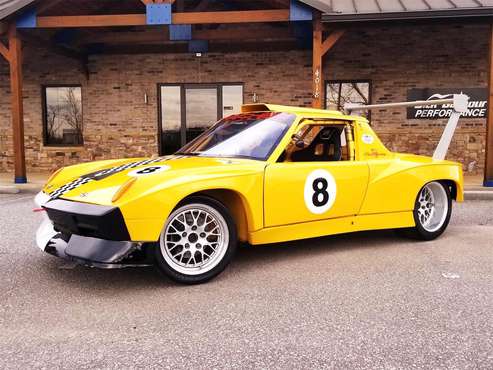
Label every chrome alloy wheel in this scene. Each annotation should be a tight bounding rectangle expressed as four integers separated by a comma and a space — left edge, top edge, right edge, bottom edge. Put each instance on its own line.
417, 182, 449, 233
159, 203, 229, 275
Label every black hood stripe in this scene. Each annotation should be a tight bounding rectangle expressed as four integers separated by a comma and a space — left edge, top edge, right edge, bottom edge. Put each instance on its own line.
49, 156, 173, 199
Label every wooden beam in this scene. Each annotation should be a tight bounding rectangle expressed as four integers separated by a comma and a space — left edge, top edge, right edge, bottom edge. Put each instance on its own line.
173, 10, 290, 24
321, 29, 345, 56
485, 23, 493, 187
36, 10, 290, 28
8, 24, 27, 183
312, 11, 323, 109
37, 14, 147, 28
0, 40, 10, 61
312, 17, 345, 109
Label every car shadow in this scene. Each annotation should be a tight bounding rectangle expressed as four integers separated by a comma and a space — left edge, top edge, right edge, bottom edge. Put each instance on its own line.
40, 228, 417, 292
232, 229, 408, 270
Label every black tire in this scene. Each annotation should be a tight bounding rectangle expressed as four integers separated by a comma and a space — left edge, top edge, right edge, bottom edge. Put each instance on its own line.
398, 181, 452, 241
155, 196, 237, 284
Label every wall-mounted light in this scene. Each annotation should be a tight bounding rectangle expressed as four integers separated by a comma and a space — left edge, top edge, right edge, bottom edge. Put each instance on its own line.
144, 92, 149, 105
252, 92, 259, 103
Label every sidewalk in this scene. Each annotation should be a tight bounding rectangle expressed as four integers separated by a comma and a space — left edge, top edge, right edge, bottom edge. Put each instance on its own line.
462, 175, 493, 200
1, 172, 492, 199
0, 173, 49, 194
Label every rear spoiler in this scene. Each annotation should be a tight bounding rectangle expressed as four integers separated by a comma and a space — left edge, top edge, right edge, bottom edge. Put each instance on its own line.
344, 94, 470, 160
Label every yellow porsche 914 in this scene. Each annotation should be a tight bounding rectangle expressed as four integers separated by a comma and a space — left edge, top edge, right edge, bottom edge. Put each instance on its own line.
34, 103, 463, 283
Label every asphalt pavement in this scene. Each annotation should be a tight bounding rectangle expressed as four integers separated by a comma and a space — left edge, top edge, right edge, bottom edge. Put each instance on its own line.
0, 194, 492, 369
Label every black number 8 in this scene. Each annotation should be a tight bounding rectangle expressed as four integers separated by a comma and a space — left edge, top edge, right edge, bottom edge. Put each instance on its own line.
312, 177, 329, 207
136, 166, 160, 175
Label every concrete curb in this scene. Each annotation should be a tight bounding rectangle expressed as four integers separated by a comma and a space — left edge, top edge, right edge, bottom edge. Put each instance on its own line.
0, 184, 42, 195
464, 190, 493, 201
0, 185, 21, 194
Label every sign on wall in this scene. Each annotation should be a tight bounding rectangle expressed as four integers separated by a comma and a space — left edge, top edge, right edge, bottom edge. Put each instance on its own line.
406, 88, 487, 120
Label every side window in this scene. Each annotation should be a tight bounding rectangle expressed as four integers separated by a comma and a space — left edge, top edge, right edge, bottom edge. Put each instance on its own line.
43, 86, 83, 146
280, 124, 351, 163
326, 81, 371, 120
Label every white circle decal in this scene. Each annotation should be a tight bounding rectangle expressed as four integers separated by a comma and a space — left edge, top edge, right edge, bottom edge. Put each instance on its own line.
304, 169, 337, 214
128, 165, 170, 177
362, 134, 374, 144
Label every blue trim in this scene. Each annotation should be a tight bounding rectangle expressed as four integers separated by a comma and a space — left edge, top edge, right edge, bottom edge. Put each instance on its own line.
16, 8, 37, 28
290, 0, 312, 21
146, 3, 172, 25
170, 25, 192, 41
188, 40, 208, 53
483, 180, 493, 187
14, 176, 27, 184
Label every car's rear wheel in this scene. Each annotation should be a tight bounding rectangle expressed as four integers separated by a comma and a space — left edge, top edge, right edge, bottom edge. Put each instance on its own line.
155, 196, 237, 284
400, 181, 452, 240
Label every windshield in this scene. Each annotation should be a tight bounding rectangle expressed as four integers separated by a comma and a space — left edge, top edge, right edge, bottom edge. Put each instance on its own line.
176, 112, 296, 160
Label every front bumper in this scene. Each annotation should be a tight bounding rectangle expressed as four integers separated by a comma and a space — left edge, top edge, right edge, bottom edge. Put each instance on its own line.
35, 192, 152, 268
43, 198, 131, 241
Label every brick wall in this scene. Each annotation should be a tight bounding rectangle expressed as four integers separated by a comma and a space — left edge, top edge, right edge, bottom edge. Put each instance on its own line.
325, 23, 489, 174
0, 22, 489, 174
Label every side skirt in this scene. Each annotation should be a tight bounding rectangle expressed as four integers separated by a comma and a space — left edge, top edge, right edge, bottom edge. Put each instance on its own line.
248, 211, 415, 245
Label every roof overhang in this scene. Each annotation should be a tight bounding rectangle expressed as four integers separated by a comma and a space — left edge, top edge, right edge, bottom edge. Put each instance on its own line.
0, 0, 37, 21
300, 0, 493, 22
322, 8, 493, 23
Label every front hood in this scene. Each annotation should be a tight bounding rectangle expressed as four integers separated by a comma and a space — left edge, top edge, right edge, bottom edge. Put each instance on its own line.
44, 155, 264, 205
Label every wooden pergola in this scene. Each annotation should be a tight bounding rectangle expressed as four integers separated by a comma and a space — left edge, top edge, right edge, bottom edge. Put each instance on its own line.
0, 0, 344, 183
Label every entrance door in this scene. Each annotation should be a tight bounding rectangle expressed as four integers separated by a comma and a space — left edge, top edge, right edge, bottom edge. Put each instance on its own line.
159, 83, 243, 155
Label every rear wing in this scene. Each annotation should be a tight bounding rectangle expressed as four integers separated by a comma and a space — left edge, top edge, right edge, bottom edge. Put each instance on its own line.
344, 94, 469, 160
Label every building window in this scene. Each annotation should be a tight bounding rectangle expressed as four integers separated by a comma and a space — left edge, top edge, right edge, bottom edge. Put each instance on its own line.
43, 86, 83, 146
326, 81, 371, 118
158, 83, 243, 155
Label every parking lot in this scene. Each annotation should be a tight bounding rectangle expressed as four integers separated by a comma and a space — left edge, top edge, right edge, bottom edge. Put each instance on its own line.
0, 193, 492, 369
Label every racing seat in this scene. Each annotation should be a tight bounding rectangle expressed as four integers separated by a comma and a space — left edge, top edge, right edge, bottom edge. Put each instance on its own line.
291, 127, 342, 162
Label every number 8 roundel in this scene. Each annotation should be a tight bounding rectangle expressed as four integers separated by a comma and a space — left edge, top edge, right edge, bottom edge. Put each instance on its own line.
304, 169, 337, 214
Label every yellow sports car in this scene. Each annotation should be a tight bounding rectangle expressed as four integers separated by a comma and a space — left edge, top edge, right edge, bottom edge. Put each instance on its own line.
35, 103, 463, 284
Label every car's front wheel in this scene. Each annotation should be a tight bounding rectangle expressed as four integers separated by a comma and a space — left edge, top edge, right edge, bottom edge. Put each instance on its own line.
155, 196, 237, 284
400, 181, 452, 240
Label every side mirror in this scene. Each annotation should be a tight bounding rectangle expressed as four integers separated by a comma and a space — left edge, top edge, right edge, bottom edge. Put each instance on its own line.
295, 140, 306, 149
291, 134, 305, 149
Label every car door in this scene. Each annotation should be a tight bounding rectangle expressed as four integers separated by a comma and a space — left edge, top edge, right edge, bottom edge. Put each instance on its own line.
263, 122, 369, 228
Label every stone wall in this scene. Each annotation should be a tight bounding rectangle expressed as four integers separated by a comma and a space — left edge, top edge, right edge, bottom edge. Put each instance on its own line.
0, 22, 489, 175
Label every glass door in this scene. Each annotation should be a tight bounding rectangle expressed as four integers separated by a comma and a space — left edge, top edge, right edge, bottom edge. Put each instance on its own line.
185, 86, 218, 143
159, 83, 243, 155
160, 85, 182, 154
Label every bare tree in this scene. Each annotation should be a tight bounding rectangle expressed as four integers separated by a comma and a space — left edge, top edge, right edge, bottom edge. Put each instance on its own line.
61, 87, 83, 144
46, 103, 62, 141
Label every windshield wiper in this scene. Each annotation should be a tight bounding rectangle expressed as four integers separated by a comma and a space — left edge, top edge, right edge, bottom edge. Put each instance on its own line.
174, 152, 201, 156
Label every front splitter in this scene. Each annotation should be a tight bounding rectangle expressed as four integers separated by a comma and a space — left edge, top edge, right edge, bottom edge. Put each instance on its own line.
44, 234, 152, 269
